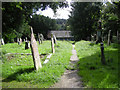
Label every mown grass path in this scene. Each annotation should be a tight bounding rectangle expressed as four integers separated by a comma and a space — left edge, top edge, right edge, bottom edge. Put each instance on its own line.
51, 44, 84, 88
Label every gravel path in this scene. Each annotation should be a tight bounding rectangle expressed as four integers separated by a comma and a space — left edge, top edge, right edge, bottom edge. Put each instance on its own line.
51, 45, 84, 88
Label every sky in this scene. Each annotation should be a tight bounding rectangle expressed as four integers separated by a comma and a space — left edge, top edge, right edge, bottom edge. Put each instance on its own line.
36, 0, 72, 19
35, 0, 113, 19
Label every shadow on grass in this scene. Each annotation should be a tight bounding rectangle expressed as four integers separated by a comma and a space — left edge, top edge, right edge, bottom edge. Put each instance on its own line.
76, 49, 118, 88
2, 67, 34, 82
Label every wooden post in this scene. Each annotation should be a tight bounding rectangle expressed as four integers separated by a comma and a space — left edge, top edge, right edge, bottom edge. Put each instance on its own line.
30, 27, 42, 70
107, 30, 111, 46
100, 42, 106, 65
53, 35, 57, 44
51, 34, 55, 53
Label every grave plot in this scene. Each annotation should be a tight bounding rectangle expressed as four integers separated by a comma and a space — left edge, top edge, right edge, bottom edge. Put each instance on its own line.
2, 40, 72, 88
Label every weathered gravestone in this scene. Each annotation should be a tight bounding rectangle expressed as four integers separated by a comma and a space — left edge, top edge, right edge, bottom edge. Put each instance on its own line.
25, 41, 30, 50
18, 38, 22, 45
38, 33, 41, 44
51, 34, 55, 53
40, 34, 44, 44
25, 37, 28, 42
30, 27, 42, 70
107, 30, 111, 46
53, 35, 57, 45
1, 38, 5, 45
91, 35, 94, 42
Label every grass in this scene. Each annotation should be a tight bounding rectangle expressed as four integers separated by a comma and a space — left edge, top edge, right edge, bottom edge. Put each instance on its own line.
75, 40, 119, 88
2, 40, 72, 88
1, 40, 51, 54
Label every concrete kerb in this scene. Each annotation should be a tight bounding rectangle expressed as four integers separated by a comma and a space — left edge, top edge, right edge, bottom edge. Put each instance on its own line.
43, 53, 52, 64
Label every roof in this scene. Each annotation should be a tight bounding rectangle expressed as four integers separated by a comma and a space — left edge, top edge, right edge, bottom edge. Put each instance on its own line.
47, 30, 73, 38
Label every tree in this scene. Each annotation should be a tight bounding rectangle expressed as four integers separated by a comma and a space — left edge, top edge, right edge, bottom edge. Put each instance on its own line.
2, 2, 68, 43
102, 2, 120, 39
68, 2, 102, 41
29, 14, 57, 39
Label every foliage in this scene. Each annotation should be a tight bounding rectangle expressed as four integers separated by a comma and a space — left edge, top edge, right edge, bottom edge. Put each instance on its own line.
75, 41, 119, 88
68, 2, 102, 41
2, 41, 72, 88
2, 2, 68, 43
102, 2, 120, 37
29, 14, 57, 39
55, 19, 67, 30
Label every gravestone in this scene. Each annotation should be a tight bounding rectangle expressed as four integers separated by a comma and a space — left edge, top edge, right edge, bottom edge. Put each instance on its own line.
91, 35, 94, 42
25, 41, 30, 49
17, 38, 19, 43
53, 35, 57, 44
107, 30, 111, 46
20, 38, 22, 43
38, 33, 41, 44
1, 38, 4, 45
24, 39, 25, 42
25, 37, 28, 42
30, 27, 42, 70
51, 34, 55, 53
40, 34, 44, 44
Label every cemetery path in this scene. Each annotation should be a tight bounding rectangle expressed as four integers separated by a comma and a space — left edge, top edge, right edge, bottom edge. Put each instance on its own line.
51, 44, 84, 88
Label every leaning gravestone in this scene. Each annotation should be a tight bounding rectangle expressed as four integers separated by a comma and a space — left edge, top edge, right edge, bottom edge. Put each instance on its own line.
51, 34, 55, 53
53, 35, 57, 45
30, 27, 42, 70
107, 30, 111, 46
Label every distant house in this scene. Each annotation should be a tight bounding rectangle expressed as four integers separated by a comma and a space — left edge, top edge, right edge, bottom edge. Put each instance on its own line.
47, 30, 74, 40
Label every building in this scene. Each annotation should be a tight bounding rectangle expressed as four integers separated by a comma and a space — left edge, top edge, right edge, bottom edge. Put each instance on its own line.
47, 30, 74, 40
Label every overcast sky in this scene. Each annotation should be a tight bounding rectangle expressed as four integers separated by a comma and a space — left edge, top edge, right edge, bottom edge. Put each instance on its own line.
36, 0, 72, 19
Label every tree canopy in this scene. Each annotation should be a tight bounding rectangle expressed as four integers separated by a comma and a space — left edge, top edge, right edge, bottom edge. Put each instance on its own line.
2, 2, 68, 43
68, 2, 102, 41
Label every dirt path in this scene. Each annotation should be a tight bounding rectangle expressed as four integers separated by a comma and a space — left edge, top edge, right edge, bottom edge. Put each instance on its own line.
51, 44, 84, 88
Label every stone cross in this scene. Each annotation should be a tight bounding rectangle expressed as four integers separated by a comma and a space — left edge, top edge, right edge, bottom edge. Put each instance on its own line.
30, 27, 42, 70
107, 30, 111, 46
53, 35, 57, 45
51, 34, 55, 53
